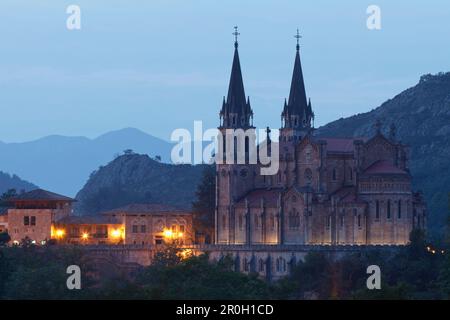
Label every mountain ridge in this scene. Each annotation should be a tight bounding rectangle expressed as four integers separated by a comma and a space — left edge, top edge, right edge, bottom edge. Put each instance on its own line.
0, 127, 174, 196
317, 71, 450, 237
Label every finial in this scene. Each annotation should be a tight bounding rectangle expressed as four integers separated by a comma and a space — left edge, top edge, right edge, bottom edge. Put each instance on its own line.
294, 28, 302, 51
233, 26, 240, 48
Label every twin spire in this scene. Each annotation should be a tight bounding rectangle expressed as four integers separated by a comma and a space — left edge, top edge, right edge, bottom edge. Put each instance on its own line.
220, 27, 313, 131
219, 26, 253, 129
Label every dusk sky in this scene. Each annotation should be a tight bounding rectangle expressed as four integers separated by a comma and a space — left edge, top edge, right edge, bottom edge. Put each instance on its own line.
1, 0, 449, 143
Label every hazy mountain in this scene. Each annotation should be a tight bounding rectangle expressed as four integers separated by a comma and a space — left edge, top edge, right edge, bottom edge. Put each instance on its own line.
0, 128, 173, 197
0, 171, 37, 195
75, 153, 206, 215
317, 72, 450, 238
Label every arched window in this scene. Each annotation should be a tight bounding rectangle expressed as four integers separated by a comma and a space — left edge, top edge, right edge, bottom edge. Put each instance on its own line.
254, 214, 259, 229
238, 214, 243, 230
288, 211, 294, 229
222, 215, 226, 230
358, 214, 362, 228
270, 214, 275, 230
258, 259, 265, 272
398, 200, 402, 219
375, 200, 380, 220
276, 257, 286, 273
387, 200, 391, 219
304, 168, 313, 186
243, 258, 249, 272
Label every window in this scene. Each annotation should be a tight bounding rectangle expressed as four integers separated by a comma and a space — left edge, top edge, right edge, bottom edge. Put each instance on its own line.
270, 214, 275, 230
243, 258, 249, 272
276, 257, 286, 273
358, 215, 362, 228
171, 225, 177, 232
340, 215, 344, 228
238, 215, 243, 230
332, 168, 337, 181
222, 215, 226, 230
30, 216, 36, 226
155, 236, 163, 245
398, 200, 402, 219
254, 214, 259, 229
259, 259, 265, 272
349, 167, 353, 181
375, 200, 380, 220
304, 168, 313, 186
141, 225, 147, 233
387, 200, 391, 219
179, 225, 185, 233
326, 215, 331, 229
24, 216, 30, 226
132, 225, 138, 233
289, 211, 300, 229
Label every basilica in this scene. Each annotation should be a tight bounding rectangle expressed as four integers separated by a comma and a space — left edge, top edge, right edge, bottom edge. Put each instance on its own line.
215, 31, 426, 246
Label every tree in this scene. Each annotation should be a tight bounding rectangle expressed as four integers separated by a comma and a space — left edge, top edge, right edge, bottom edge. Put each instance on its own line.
0, 233, 11, 246
192, 165, 215, 243
1, 188, 17, 205
136, 254, 271, 299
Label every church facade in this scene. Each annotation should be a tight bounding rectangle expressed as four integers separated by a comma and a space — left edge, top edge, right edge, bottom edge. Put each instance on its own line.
215, 33, 426, 246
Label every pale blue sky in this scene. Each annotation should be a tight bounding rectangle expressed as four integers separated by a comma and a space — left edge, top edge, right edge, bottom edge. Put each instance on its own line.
0, 0, 449, 142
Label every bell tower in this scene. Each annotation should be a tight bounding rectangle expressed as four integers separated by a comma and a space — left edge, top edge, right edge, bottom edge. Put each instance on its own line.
280, 29, 314, 142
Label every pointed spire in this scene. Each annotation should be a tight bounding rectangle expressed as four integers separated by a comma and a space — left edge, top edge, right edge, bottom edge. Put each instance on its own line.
282, 29, 311, 130
220, 26, 253, 129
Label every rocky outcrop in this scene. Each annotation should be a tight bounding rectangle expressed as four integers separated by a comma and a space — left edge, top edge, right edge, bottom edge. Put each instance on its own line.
75, 153, 206, 215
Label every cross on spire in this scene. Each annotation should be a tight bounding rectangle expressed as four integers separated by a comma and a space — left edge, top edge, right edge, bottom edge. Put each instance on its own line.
294, 28, 302, 51
233, 26, 240, 48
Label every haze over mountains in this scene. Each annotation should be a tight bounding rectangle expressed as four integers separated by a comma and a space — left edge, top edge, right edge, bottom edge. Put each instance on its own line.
0, 128, 173, 196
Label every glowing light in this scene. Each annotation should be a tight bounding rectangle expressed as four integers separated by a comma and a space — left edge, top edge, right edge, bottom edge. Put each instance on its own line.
163, 229, 173, 238
178, 249, 193, 260
81, 233, 89, 240
178, 232, 184, 238
111, 229, 122, 239
55, 229, 65, 238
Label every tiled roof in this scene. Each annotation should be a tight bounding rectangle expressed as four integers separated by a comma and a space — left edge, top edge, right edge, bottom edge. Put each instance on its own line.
56, 215, 121, 225
363, 160, 408, 175
102, 203, 191, 215
236, 188, 283, 207
10, 189, 75, 202
332, 186, 357, 203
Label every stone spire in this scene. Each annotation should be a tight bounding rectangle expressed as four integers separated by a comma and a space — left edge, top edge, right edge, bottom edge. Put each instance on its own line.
281, 29, 313, 130
220, 26, 253, 129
